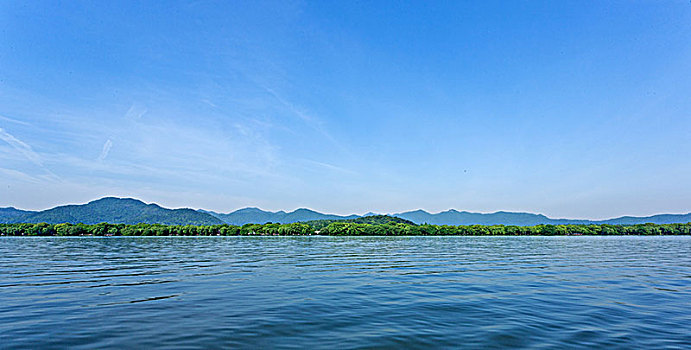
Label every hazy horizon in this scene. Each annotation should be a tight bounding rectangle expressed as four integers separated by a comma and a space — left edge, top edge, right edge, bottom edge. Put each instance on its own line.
1, 1, 690, 219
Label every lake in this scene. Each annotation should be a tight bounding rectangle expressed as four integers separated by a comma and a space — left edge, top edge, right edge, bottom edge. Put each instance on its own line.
1, 236, 690, 349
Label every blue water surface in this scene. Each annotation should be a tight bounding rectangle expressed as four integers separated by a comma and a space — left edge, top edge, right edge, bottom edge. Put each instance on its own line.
1, 236, 690, 349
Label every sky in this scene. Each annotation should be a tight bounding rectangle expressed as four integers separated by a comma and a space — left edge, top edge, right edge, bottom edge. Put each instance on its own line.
1, 1, 690, 219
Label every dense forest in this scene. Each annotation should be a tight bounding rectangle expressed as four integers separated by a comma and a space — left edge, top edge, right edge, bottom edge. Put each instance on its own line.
305, 215, 416, 230
1, 220, 690, 236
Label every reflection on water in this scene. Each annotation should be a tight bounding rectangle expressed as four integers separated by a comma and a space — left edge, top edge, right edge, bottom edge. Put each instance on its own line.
1, 236, 690, 348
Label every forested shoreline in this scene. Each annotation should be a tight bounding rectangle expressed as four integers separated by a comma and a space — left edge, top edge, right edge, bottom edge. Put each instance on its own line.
1, 221, 690, 236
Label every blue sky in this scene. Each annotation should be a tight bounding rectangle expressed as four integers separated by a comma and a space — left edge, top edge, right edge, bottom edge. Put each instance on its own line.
1, 1, 690, 219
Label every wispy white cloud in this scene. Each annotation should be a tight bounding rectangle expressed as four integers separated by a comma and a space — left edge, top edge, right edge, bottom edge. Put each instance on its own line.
46, 114, 283, 185
301, 159, 358, 176
125, 104, 148, 121
0, 127, 61, 181
258, 85, 351, 155
0, 114, 32, 126
0, 167, 43, 183
97, 139, 113, 161
201, 99, 218, 108
261, 86, 315, 124
0, 127, 43, 166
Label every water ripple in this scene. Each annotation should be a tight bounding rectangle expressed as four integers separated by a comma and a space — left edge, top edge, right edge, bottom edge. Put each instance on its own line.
1, 236, 690, 349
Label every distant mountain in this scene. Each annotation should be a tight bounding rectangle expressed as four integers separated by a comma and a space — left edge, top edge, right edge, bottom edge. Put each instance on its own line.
1, 197, 689, 226
0, 197, 222, 225
0, 207, 37, 222
599, 213, 691, 225
393, 209, 582, 226
393, 209, 691, 226
206, 207, 599, 226
204, 207, 359, 225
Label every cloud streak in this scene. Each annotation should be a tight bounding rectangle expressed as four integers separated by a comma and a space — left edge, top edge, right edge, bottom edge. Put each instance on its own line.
0, 127, 61, 181
301, 159, 358, 176
125, 104, 148, 121
0, 127, 43, 166
259, 85, 351, 156
97, 139, 113, 161
0, 167, 43, 183
0, 114, 32, 126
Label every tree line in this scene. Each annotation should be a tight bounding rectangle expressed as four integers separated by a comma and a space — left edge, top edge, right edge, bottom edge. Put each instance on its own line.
305, 215, 416, 230
1, 221, 690, 236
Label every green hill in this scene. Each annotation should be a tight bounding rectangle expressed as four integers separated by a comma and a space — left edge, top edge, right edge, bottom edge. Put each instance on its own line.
305, 215, 416, 230
1, 197, 222, 225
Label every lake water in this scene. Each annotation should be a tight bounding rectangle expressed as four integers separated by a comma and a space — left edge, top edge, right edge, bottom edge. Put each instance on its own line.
1, 236, 690, 349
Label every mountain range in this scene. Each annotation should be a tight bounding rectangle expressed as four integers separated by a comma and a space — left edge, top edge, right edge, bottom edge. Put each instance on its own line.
0, 197, 223, 225
1, 197, 690, 226
391, 209, 691, 226
201, 207, 359, 226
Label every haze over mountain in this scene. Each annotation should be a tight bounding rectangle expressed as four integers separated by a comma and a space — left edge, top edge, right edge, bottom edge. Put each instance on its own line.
2, 197, 689, 226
